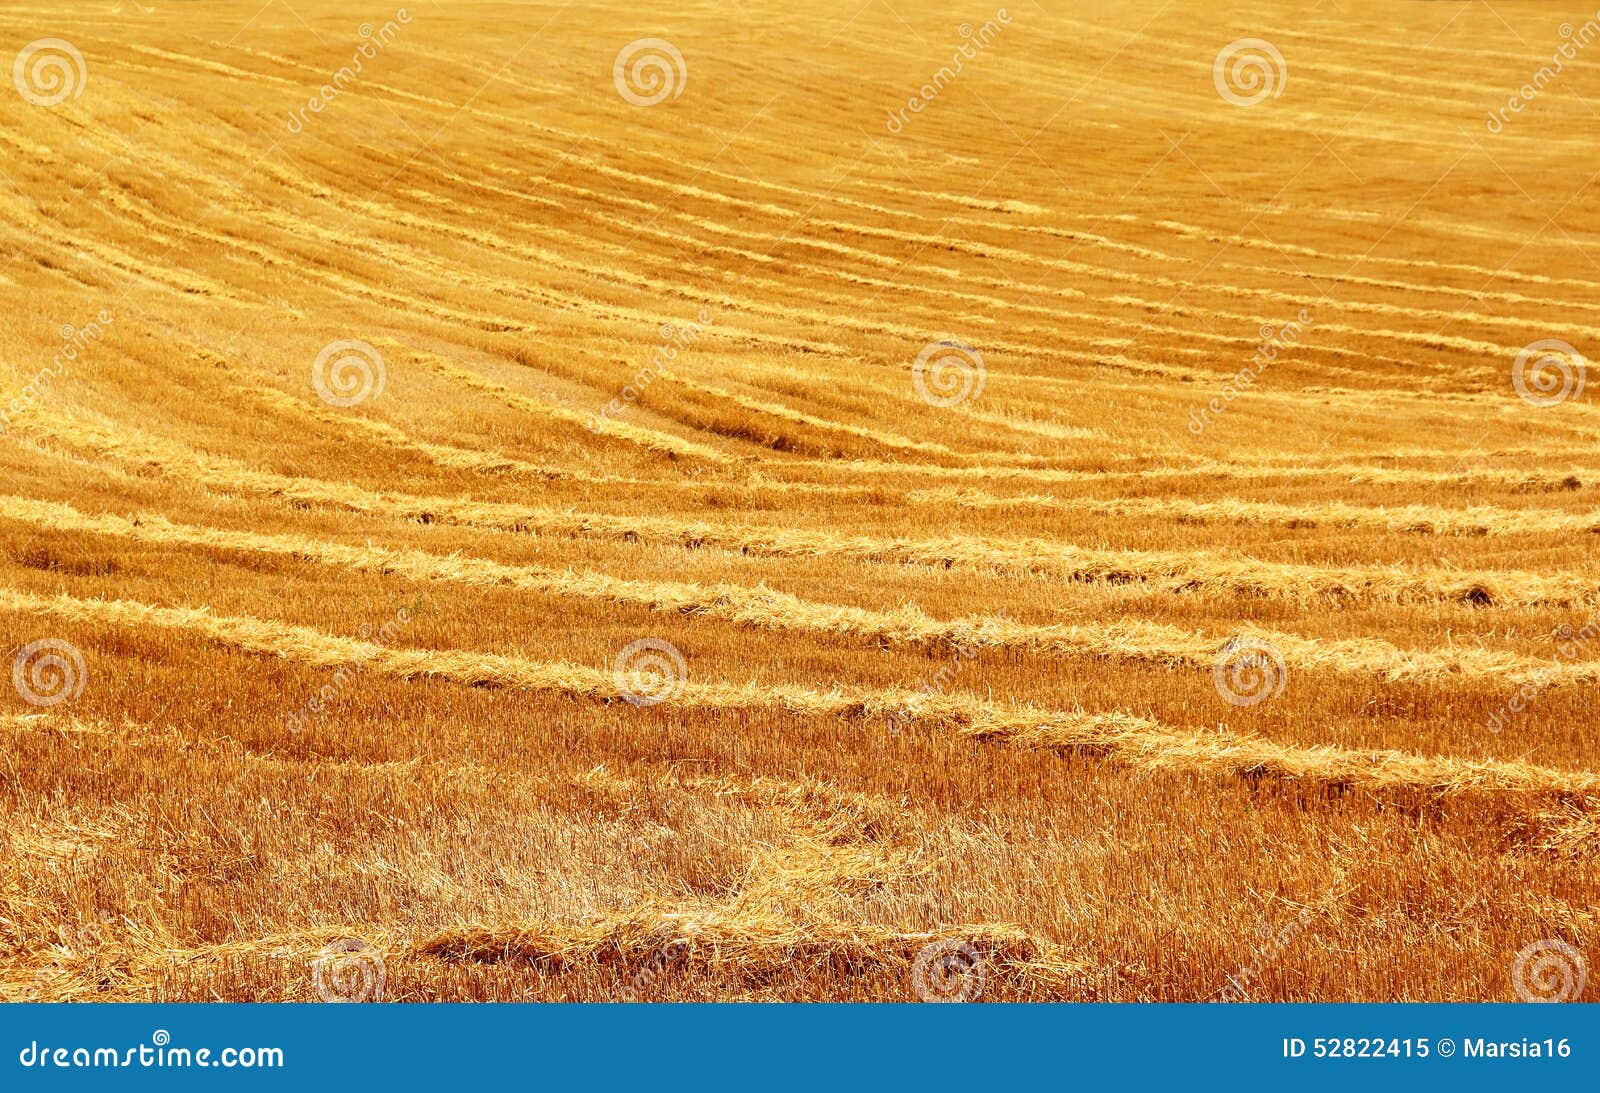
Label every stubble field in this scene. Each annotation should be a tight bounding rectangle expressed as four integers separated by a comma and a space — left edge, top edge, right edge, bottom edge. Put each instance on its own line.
1, 0, 1597, 1002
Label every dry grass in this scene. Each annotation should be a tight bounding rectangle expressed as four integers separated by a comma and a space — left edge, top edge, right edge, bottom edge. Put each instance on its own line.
1, 0, 1597, 1002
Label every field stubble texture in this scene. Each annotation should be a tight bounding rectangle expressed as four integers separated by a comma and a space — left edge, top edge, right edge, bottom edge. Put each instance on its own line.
1, 0, 1597, 1002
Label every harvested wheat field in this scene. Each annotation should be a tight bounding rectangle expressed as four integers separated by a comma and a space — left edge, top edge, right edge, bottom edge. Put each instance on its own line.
1, 0, 1597, 1004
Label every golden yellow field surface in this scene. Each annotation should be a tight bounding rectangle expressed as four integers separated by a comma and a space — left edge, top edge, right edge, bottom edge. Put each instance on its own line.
2, 0, 1598, 1002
